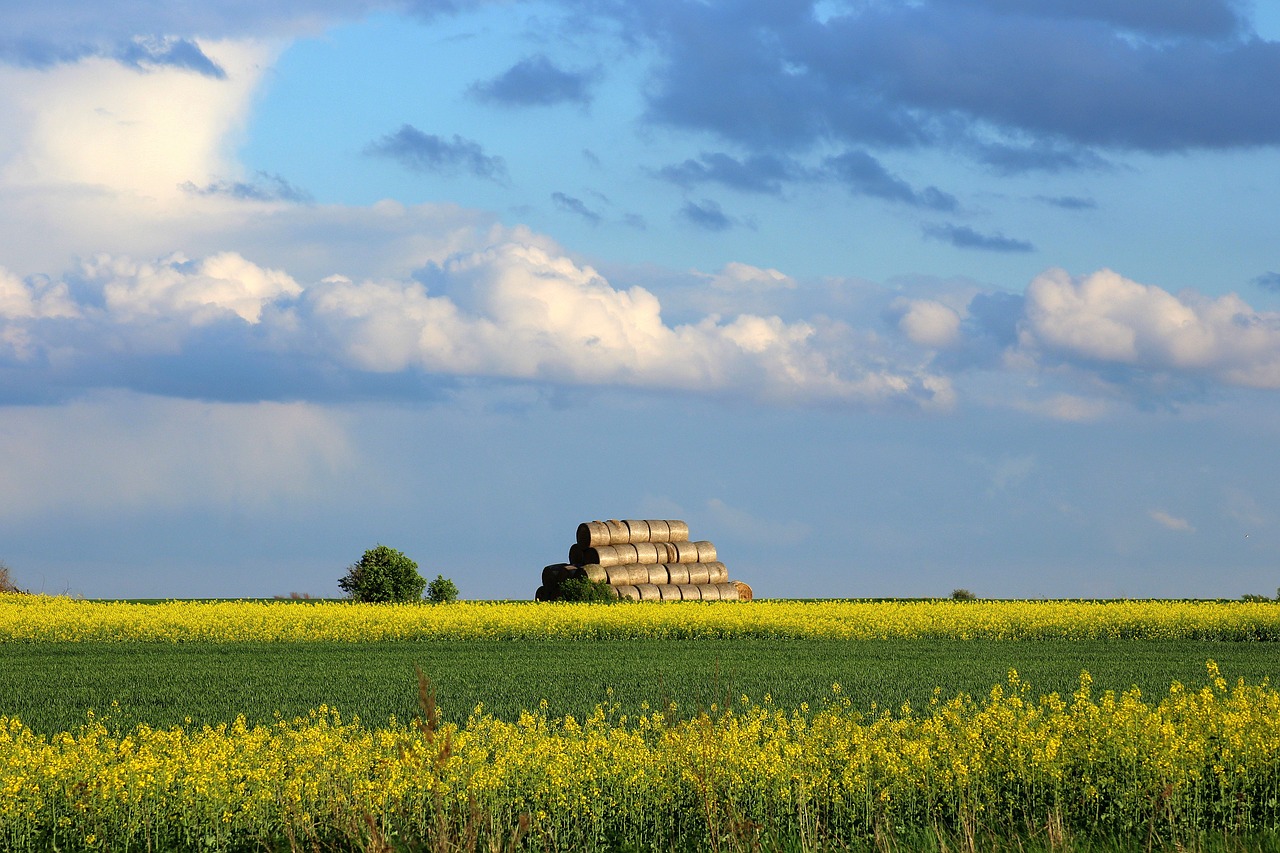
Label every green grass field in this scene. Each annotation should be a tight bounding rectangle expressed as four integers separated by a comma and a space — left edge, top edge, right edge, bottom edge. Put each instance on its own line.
4, 637, 1278, 734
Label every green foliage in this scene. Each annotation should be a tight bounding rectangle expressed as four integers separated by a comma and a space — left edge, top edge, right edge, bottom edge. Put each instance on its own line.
1242, 593, 1272, 603
425, 574, 459, 604
337, 545, 425, 603
950, 588, 977, 600
556, 576, 617, 603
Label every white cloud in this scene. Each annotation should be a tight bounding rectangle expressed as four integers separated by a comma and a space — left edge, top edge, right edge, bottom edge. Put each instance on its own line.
0, 267, 79, 319
0, 392, 353, 520
705, 261, 797, 293
1019, 268, 1280, 388
893, 297, 962, 348
1012, 393, 1111, 422
91, 251, 301, 324
1149, 510, 1194, 532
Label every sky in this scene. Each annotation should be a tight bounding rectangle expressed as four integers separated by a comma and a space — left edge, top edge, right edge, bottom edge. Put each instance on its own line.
2, 0, 1280, 600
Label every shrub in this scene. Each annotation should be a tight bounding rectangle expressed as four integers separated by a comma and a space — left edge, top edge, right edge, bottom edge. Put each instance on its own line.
425, 575, 459, 604
0, 561, 22, 594
950, 588, 977, 601
338, 545, 426, 603
1241, 593, 1271, 603
557, 576, 617, 603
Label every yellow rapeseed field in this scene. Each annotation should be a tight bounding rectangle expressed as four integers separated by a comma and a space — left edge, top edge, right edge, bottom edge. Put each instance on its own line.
1, 665, 1279, 851
3, 594, 1280, 641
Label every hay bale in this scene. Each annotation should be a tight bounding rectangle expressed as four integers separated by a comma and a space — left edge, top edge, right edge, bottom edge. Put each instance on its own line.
687, 564, 711, 585
635, 583, 661, 601
705, 562, 728, 584
699, 584, 722, 601
626, 564, 650, 586
732, 581, 753, 601
568, 543, 587, 567
535, 585, 552, 601
647, 520, 671, 542
615, 584, 641, 601
676, 584, 702, 601
694, 541, 717, 562
586, 544, 640, 567
672, 541, 699, 563
667, 520, 690, 541
657, 584, 682, 601
605, 565, 632, 585
715, 582, 739, 601
666, 563, 690, 584
646, 565, 670, 585
581, 564, 608, 584
624, 520, 651, 542
542, 564, 570, 586
605, 519, 630, 544
577, 521, 610, 548
633, 542, 660, 564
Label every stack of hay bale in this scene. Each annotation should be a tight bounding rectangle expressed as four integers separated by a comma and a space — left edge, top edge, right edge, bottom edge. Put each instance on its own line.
537, 519, 753, 602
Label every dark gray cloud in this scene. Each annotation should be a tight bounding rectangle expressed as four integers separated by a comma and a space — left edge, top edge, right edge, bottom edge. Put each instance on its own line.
115, 36, 225, 77
924, 223, 1034, 252
551, 192, 602, 225
1038, 195, 1098, 211
628, 0, 1280, 159
1253, 272, 1280, 292
181, 173, 313, 204
470, 54, 598, 107
656, 152, 800, 195
365, 125, 508, 181
679, 198, 735, 231
822, 150, 957, 210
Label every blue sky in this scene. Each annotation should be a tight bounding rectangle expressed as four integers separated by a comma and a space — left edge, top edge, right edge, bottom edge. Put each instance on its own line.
2, 0, 1280, 599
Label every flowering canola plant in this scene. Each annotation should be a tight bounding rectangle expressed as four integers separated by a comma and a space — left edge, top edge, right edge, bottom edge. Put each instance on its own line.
1, 664, 1278, 851
3, 595, 1280, 642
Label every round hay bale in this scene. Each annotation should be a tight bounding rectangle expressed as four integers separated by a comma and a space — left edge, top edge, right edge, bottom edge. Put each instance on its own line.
732, 581, 753, 602
534, 585, 551, 601
676, 584, 702, 601
585, 546, 618, 567
614, 584, 641, 601
568, 543, 587, 567
542, 564, 570, 586
666, 563, 690, 584
581, 564, 607, 584
705, 562, 728, 584
626, 564, 649, 586
605, 565, 632, 585
605, 519, 630, 544
687, 564, 711, 585
694, 541, 717, 562
672, 541, 698, 563
715, 582, 739, 601
615, 543, 639, 564
647, 520, 671, 542
699, 584, 722, 601
646, 565, 670, 585
624, 520, 651, 542
633, 542, 660, 564
635, 583, 661, 601
667, 520, 690, 541
577, 521, 610, 548
657, 584, 682, 601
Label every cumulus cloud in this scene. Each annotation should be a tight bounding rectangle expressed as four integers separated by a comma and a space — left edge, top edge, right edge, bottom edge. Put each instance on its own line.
469, 54, 597, 107
0, 242, 954, 409
365, 125, 508, 182
892, 298, 962, 348
1018, 268, 1280, 388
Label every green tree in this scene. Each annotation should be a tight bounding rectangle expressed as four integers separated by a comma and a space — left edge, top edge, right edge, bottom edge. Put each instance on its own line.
426, 574, 459, 604
338, 545, 426, 603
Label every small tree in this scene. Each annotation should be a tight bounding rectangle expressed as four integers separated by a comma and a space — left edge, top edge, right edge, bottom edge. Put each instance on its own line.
557, 576, 617, 603
0, 560, 22, 594
338, 545, 426, 603
426, 574, 459, 604
950, 588, 977, 601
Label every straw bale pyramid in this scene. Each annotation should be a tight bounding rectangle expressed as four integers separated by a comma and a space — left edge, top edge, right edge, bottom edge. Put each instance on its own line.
536, 519, 753, 602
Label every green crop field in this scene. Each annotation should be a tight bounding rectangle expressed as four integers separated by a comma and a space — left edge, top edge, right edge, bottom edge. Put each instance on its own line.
3, 637, 1278, 735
